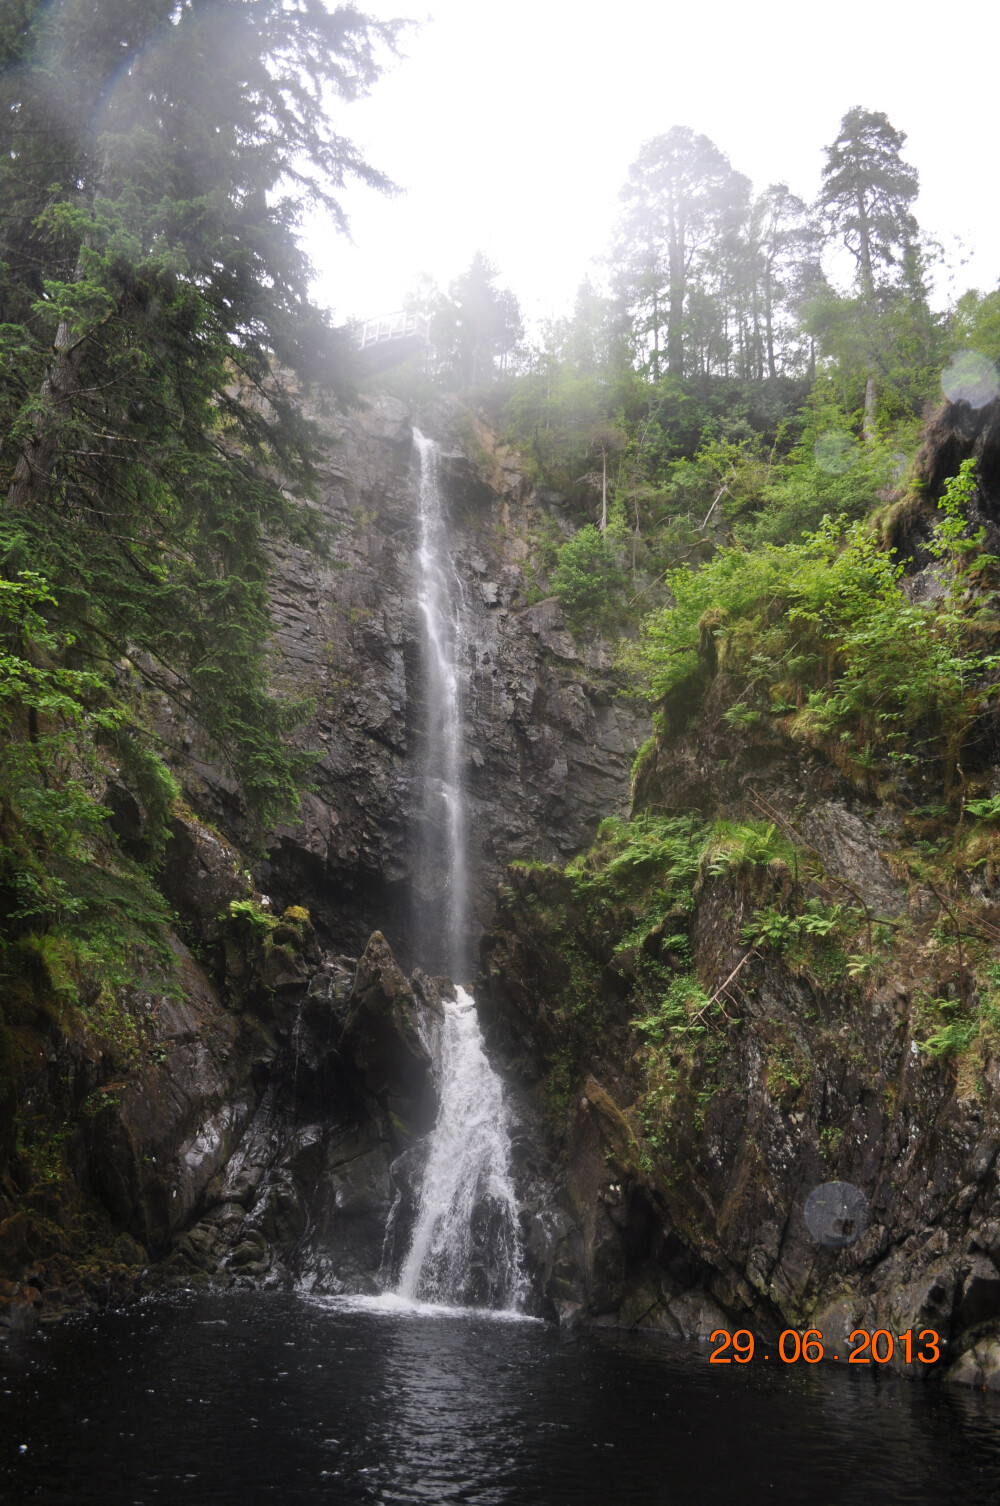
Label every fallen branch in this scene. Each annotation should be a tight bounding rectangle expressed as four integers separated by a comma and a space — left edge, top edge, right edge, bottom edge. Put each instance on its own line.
690, 948, 759, 1030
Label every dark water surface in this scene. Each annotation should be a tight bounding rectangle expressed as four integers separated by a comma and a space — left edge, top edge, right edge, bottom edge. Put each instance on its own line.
3, 1292, 1000, 1505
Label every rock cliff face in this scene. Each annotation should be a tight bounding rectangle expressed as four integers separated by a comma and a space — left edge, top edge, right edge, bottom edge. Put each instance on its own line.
11, 386, 1000, 1394
170, 394, 648, 971
1, 393, 644, 1327
476, 398, 1000, 1385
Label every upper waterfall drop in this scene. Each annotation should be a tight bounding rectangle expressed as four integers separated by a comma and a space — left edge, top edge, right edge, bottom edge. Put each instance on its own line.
412, 428, 468, 980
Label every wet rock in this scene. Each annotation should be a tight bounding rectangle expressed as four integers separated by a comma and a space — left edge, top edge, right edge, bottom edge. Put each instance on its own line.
811, 1297, 862, 1360
342, 932, 437, 1143
666, 1290, 731, 1340
0, 1281, 42, 1332
85, 943, 252, 1253
958, 1255, 1000, 1327
946, 1337, 1000, 1390
300, 1138, 395, 1292
159, 395, 647, 970
159, 815, 246, 949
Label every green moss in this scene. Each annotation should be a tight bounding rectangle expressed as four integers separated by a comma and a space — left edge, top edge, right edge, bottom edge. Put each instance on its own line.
282, 905, 311, 925
765, 1037, 809, 1109
630, 734, 656, 785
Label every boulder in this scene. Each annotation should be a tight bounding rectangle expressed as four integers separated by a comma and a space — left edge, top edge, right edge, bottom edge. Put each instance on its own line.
341, 932, 437, 1143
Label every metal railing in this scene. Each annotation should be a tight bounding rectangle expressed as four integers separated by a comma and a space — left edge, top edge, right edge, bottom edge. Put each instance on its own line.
359, 310, 431, 350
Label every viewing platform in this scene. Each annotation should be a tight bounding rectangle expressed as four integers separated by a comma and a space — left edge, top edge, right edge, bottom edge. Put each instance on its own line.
358, 310, 430, 372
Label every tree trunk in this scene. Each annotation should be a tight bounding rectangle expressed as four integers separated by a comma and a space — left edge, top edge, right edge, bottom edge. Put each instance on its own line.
6, 310, 85, 512
599, 445, 607, 532
746, 277, 759, 381
857, 191, 874, 299
863, 375, 878, 443
6, 158, 116, 513
666, 233, 685, 377
764, 277, 777, 381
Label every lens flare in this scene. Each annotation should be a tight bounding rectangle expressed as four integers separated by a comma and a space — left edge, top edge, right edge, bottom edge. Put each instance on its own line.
941, 351, 1000, 409
813, 431, 858, 474
804, 1181, 870, 1249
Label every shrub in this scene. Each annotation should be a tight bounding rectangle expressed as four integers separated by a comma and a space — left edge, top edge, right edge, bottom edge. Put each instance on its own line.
638, 461, 998, 792
552, 525, 626, 624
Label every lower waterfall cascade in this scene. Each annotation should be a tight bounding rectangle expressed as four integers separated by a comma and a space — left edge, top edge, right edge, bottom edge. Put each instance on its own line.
391, 430, 524, 1311
396, 987, 523, 1309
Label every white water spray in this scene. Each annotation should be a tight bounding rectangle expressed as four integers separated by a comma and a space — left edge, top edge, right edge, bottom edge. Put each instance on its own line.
395, 433, 523, 1310
397, 986, 522, 1308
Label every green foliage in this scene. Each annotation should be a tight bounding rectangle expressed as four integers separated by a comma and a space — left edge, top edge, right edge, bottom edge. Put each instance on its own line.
765, 1040, 806, 1105
950, 289, 1000, 365
631, 733, 657, 782
0, 0, 406, 1070
401, 256, 524, 392
1, 571, 116, 925
506, 367, 622, 491
613, 127, 749, 381
0, 0, 400, 1032
817, 107, 919, 294
915, 963, 1000, 1067
920, 1014, 976, 1060
742, 899, 842, 951
704, 819, 794, 877
106, 730, 180, 860
638, 460, 998, 792
551, 525, 627, 626
568, 813, 705, 902
634, 973, 714, 1042
227, 898, 282, 939
732, 392, 912, 545
0, 0, 396, 853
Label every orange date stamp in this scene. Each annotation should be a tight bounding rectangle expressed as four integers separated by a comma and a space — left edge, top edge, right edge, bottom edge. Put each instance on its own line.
709, 1328, 941, 1364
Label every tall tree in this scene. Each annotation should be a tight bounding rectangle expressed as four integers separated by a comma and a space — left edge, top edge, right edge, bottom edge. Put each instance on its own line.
0, 0, 400, 829
818, 107, 919, 298
816, 108, 929, 431
614, 128, 739, 378
434, 254, 524, 388
754, 184, 817, 380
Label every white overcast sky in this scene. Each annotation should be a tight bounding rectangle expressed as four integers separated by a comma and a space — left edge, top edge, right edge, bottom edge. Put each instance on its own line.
304, 0, 1000, 328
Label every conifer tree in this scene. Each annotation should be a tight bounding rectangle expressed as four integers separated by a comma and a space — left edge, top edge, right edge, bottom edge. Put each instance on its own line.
0, 0, 399, 830
614, 128, 740, 378
816, 108, 932, 431
818, 107, 919, 297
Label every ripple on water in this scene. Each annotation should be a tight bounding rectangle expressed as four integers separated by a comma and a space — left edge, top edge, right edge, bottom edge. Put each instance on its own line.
3, 1292, 1000, 1506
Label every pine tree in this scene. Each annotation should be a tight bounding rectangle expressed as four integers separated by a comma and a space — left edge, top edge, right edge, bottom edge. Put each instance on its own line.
816, 108, 936, 430
818, 107, 919, 298
433, 254, 524, 388
0, 0, 400, 833
613, 128, 739, 378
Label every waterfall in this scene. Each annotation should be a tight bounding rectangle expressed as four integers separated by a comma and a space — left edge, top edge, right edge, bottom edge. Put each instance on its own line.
413, 428, 467, 978
394, 431, 523, 1312
397, 986, 522, 1308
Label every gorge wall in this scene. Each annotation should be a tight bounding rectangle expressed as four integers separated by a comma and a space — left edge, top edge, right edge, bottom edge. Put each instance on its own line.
0, 394, 646, 1326
164, 393, 648, 970
8, 389, 1000, 1397
476, 396, 1000, 1386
